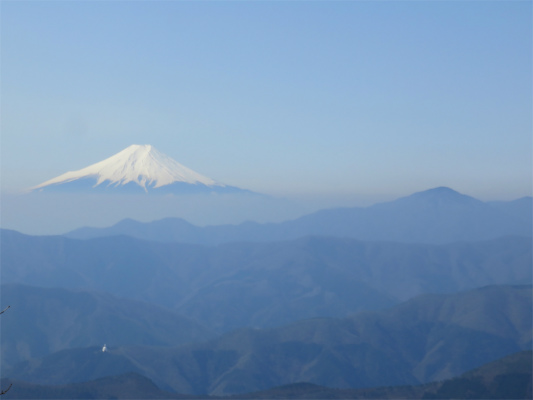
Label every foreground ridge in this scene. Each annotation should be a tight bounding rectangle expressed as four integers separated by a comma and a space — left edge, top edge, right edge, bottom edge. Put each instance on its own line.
2, 351, 531, 399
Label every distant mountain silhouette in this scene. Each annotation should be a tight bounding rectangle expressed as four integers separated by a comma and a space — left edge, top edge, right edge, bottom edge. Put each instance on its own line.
5, 285, 531, 396
488, 196, 533, 221
66, 187, 533, 244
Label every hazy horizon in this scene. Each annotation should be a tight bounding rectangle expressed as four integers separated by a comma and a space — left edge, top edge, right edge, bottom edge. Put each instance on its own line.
2, 184, 531, 236
2, 1, 531, 206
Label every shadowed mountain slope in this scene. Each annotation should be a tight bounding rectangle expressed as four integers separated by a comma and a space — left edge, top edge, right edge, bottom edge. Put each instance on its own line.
232, 350, 533, 399
5, 285, 531, 396
66, 187, 532, 245
0, 284, 215, 369
0, 372, 187, 400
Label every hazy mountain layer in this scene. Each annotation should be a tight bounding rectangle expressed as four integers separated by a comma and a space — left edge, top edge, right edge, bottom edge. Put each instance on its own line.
5, 285, 531, 395
2, 231, 530, 332
0, 284, 215, 369
66, 187, 533, 244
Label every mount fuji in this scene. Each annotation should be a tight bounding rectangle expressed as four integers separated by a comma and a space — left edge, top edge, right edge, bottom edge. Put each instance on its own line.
30, 144, 252, 195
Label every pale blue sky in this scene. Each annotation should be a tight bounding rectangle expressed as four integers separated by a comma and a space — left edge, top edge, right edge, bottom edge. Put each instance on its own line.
2, 1, 532, 203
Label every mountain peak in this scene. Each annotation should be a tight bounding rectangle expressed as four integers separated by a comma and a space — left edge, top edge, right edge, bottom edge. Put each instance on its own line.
398, 186, 483, 206
416, 186, 460, 195
30, 145, 248, 195
121, 144, 150, 154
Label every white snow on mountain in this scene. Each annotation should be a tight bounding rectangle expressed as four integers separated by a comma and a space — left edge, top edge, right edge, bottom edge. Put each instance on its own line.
31, 144, 225, 192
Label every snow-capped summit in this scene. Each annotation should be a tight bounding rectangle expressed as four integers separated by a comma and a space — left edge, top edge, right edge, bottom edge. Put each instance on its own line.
30, 144, 249, 195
